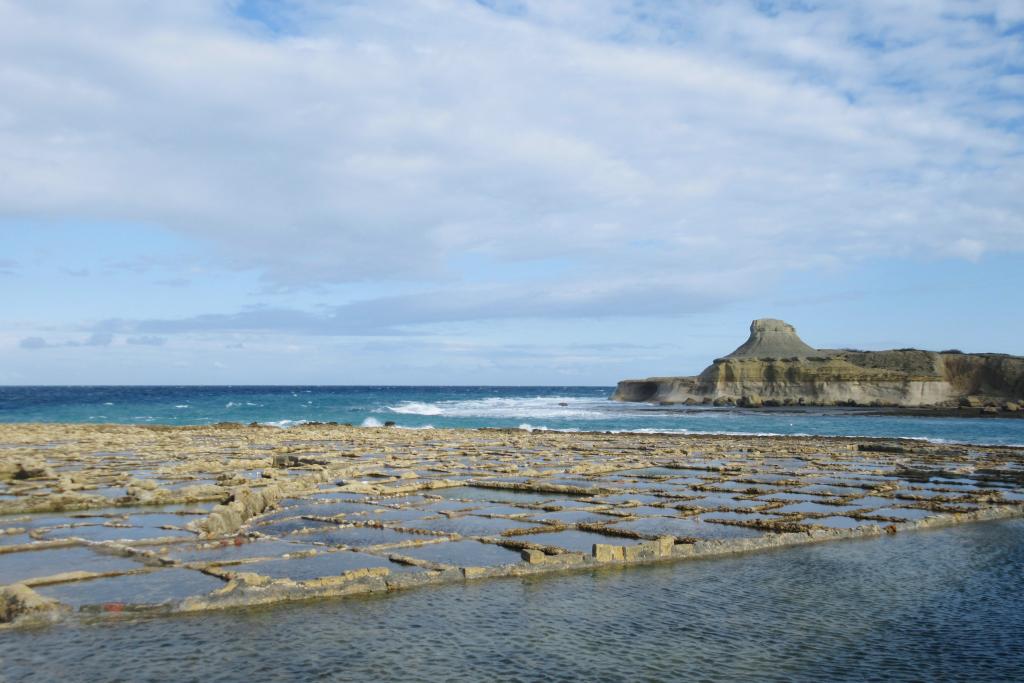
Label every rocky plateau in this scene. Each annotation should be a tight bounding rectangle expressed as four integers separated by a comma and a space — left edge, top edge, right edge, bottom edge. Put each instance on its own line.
3, 422, 1021, 628
613, 319, 1024, 411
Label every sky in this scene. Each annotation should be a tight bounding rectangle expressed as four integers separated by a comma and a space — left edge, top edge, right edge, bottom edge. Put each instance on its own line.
1, 0, 1022, 385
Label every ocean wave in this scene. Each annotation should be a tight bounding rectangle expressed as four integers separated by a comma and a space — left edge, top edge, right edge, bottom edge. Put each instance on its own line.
361, 417, 384, 427
519, 423, 578, 433
174, 405, 189, 409
386, 396, 607, 420
387, 401, 443, 416
260, 419, 309, 429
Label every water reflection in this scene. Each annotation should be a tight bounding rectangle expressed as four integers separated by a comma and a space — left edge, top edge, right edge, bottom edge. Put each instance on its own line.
2, 520, 1023, 681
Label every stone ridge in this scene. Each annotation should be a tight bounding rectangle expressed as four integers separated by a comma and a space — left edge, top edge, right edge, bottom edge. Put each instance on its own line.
723, 318, 817, 359
613, 319, 1024, 410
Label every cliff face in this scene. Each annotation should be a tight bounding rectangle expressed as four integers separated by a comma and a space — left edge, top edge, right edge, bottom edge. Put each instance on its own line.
613, 319, 1024, 409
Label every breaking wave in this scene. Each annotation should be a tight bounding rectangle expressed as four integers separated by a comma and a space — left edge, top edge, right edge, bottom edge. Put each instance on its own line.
387, 401, 444, 416
259, 419, 309, 428
386, 396, 607, 420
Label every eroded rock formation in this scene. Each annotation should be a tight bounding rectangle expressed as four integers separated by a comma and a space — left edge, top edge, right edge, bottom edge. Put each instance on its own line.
613, 319, 1024, 409
1, 422, 1022, 627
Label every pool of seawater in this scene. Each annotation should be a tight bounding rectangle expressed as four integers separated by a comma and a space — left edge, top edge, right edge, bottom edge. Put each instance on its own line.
1, 520, 1022, 682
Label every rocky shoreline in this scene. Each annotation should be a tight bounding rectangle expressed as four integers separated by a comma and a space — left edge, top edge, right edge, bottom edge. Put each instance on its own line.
624, 403, 1024, 419
2, 423, 1023, 628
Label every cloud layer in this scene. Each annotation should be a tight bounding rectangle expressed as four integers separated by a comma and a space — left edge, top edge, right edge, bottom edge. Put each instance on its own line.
2, 0, 1021, 297
2, 0, 1023, 384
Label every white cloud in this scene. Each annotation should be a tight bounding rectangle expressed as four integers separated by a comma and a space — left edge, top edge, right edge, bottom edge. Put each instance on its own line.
18, 332, 113, 349
0, 0, 1020, 301
947, 238, 986, 262
96, 274, 738, 335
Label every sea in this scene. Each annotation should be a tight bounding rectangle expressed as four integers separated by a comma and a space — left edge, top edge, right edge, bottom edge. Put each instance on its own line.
1, 385, 1023, 445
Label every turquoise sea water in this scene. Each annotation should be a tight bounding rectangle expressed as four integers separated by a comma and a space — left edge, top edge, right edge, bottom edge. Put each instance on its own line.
1, 519, 1022, 682
1, 386, 1023, 445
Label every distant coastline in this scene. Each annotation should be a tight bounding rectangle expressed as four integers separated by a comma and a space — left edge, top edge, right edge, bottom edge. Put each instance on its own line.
615, 319, 1024, 414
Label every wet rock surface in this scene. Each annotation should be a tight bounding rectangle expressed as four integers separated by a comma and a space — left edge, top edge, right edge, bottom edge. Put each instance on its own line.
1, 423, 1022, 627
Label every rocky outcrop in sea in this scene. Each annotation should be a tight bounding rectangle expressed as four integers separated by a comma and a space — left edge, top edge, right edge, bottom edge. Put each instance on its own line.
613, 318, 1024, 411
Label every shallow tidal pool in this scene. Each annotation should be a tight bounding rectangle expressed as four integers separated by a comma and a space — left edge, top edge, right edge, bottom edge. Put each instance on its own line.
2, 519, 1022, 682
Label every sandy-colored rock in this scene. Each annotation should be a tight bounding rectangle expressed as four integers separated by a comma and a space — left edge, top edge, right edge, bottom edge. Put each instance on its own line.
0, 422, 1021, 627
725, 319, 816, 359
0, 460, 55, 482
521, 549, 546, 564
614, 319, 1024, 408
0, 584, 66, 624
593, 544, 626, 562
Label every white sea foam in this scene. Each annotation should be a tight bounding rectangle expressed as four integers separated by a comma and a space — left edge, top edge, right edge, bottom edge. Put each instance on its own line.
518, 423, 579, 433
386, 396, 607, 420
361, 417, 384, 427
387, 401, 444, 416
225, 401, 240, 408
260, 419, 309, 429
174, 405, 189, 409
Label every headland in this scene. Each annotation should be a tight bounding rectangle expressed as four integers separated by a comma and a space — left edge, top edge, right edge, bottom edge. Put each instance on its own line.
614, 318, 1024, 413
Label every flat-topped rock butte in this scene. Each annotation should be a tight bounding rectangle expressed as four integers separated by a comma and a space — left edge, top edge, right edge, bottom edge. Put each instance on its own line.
613, 318, 1024, 410
1, 423, 1022, 628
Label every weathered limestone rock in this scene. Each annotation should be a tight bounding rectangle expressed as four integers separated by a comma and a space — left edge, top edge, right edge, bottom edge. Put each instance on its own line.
521, 549, 546, 564
271, 454, 327, 468
593, 543, 625, 562
0, 422, 1020, 627
725, 319, 817, 359
0, 460, 55, 482
614, 318, 1024, 408
593, 537, 673, 563
0, 584, 66, 624
196, 483, 283, 537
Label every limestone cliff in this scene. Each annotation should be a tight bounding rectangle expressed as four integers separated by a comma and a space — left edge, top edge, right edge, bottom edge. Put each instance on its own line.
613, 319, 1024, 410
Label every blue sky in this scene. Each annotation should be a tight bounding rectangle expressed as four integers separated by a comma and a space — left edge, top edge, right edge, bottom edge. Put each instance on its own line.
1, 0, 1022, 385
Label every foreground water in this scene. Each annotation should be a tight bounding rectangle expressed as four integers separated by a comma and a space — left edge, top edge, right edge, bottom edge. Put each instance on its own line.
1, 519, 1021, 682
1, 386, 1023, 445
